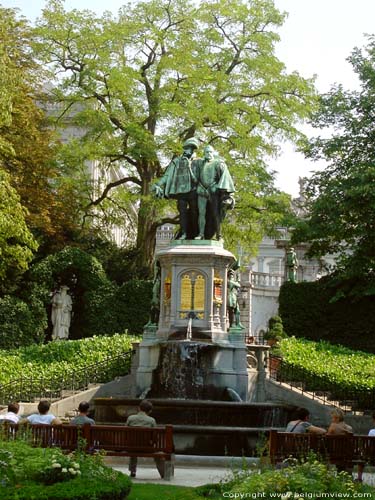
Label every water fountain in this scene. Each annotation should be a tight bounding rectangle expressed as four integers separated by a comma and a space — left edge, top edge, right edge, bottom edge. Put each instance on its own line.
94, 139, 295, 455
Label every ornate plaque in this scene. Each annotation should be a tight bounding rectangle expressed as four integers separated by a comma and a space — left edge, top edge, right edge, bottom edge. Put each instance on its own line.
194, 275, 205, 310
180, 274, 192, 311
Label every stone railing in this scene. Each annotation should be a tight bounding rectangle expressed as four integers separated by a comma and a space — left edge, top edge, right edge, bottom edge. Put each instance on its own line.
250, 272, 284, 289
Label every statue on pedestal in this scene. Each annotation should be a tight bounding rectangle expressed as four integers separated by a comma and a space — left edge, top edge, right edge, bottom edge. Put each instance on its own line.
51, 286, 72, 340
286, 247, 298, 282
150, 261, 161, 325
153, 137, 200, 240
193, 145, 235, 240
153, 139, 235, 241
227, 269, 244, 330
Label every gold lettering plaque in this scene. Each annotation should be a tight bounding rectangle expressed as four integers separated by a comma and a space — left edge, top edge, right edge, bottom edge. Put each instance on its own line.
180, 274, 192, 310
194, 274, 205, 310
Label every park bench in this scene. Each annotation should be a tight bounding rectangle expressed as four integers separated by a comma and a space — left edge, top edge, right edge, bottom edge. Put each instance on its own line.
0, 423, 175, 480
269, 430, 375, 481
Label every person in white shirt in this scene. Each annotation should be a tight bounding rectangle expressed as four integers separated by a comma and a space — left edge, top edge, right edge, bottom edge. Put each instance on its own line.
368, 412, 375, 436
0, 402, 20, 424
26, 400, 62, 425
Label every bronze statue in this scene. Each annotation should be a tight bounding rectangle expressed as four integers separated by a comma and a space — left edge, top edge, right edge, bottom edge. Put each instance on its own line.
193, 145, 235, 240
286, 247, 298, 282
153, 138, 199, 239
227, 268, 244, 330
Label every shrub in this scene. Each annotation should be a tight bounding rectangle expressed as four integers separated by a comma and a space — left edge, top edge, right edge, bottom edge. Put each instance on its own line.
205, 457, 375, 499
264, 315, 286, 343
28, 246, 111, 339
0, 439, 131, 500
0, 334, 136, 388
278, 337, 375, 392
26, 248, 152, 339
0, 295, 46, 349
279, 280, 375, 353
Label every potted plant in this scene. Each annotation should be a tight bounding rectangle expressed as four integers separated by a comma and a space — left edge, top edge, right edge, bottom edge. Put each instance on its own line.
264, 315, 286, 346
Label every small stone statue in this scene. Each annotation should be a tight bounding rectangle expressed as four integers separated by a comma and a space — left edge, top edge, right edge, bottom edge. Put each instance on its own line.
193, 145, 235, 240
51, 285, 72, 340
286, 247, 298, 282
150, 261, 161, 325
227, 270, 244, 329
153, 137, 200, 240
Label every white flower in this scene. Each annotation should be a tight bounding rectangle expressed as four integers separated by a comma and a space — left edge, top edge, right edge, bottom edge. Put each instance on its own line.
62, 468, 68, 473
52, 463, 62, 468
76, 470, 81, 475
69, 468, 77, 475
72, 462, 80, 469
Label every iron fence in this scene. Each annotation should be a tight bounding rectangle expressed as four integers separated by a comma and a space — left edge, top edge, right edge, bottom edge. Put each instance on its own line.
0, 350, 134, 405
268, 354, 375, 412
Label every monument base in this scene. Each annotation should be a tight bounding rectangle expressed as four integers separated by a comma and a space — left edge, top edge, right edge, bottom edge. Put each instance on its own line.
137, 339, 248, 401
136, 240, 249, 400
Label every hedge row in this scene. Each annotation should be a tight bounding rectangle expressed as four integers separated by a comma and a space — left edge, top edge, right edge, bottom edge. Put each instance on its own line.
279, 280, 375, 353
0, 334, 137, 387
279, 337, 375, 392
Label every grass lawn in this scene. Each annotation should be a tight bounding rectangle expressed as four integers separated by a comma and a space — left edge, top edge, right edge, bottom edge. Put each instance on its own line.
127, 483, 217, 500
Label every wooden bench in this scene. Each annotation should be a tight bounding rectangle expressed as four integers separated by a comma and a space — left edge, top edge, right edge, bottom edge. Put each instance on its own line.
0, 423, 175, 480
269, 430, 375, 481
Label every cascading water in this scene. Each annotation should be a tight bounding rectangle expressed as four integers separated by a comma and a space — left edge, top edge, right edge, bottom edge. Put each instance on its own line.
148, 341, 223, 399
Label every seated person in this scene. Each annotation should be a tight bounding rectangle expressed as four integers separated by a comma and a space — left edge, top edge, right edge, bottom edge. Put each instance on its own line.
286, 407, 326, 434
0, 402, 20, 424
70, 401, 95, 425
327, 408, 353, 435
26, 400, 61, 425
125, 399, 164, 479
368, 412, 375, 436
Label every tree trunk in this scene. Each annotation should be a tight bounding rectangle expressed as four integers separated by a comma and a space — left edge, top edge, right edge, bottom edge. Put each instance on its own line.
136, 201, 157, 277
135, 171, 158, 277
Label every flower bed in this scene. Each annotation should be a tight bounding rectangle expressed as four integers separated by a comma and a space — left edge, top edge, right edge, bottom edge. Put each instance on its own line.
0, 439, 131, 500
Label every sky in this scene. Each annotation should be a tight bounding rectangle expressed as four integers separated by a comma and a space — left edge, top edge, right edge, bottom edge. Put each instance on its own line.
3, 0, 375, 196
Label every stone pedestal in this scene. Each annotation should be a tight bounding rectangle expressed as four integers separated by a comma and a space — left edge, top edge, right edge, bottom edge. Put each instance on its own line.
136, 240, 249, 401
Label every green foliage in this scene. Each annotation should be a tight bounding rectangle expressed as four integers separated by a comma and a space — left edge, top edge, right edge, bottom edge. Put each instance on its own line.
222, 458, 374, 498
29, 246, 112, 339
278, 337, 375, 392
26, 247, 152, 339
264, 315, 286, 342
0, 334, 136, 387
34, 0, 316, 270
294, 36, 375, 288
0, 169, 38, 293
128, 484, 203, 500
0, 439, 131, 500
279, 280, 375, 353
0, 295, 46, 350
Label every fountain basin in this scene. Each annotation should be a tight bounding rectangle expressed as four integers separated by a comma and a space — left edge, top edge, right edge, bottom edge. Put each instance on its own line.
93, 398, 295, 455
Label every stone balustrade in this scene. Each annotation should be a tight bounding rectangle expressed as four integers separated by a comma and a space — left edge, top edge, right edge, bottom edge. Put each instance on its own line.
250, 272, 284, 289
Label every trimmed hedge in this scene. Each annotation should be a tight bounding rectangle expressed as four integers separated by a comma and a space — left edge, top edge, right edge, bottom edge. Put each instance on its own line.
279, 337, 375, 392
279, 280, 375, 353
0, 334, 136, 387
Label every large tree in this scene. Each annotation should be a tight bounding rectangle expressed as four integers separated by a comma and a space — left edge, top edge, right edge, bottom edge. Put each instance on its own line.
0, 6, 81, 254
34, 0, 316, 271
293, 36, 375, 292
0, 169, 38, 292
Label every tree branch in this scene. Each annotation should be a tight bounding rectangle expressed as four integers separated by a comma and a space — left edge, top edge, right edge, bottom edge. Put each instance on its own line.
85, 176, 141, 209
